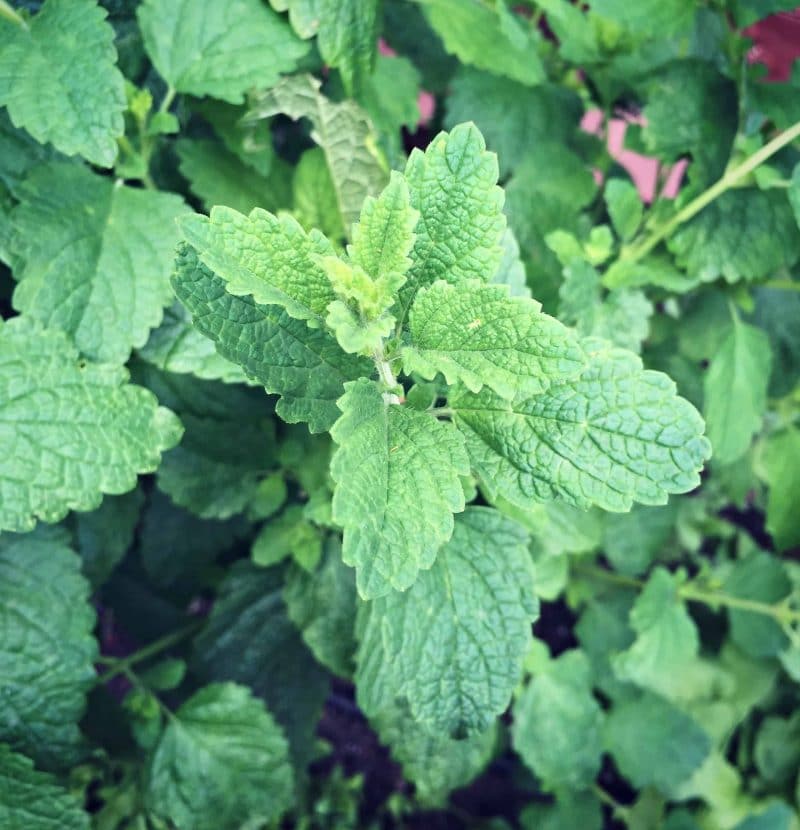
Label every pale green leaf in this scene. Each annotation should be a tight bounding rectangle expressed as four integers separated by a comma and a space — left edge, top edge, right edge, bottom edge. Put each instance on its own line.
668, 190, 800, 283
451, 339, 710, 513
247, 74, 388, 228
590, 0, 695, 35
317, 0, 380, 97
0, 745, 89, 830
10, 162, 189, 363
370, 704, 496, 807
403, 123, 506, 306
176, 138, 291, 216
181, 206, 336, 326
491, 227, 531, 298
418, 0, 545, 86
605, 179, 643, 242
403, 280, 585, 399
762, 428, 800, 552
0, 317, 182, 533
350, 172, 418, 280
512, 650, 604, 791
0, 529, 97, 770
613, 568, 699, 697
269, 0, 321, 38
137, 302, 252, 385
331, 379, 469, 598
602, 502, 678, 577
356, 508, 536, 735
172, 243, 371, 432
284, 538, 357, 677
292, 147, 345, 242
704, 317, 772, 465
0, 0, 125, 166
604, 692, 711, 794
137, 0, 307, 103
146, 683, 294, 830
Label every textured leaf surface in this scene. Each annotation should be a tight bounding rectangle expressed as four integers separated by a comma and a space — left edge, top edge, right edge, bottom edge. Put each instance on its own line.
0, 0, 125, 166
604, 693, 711, 794
182, 207, 335, 325
371, 705, 496, 807
590, 0, 695, 34
404, 280, 585, 399
512, 651, 604, 791
762, 429, 800, 552
668, 190, 800, 283
491, 227, 531, 297
452, 340, 710, 512
137, 0, 307, 103
704, 317, 772, 465
0, 529, 97, 770
420, 0, 545, 86
0, 317, 182, 533
331, 380, 469, 598
356, 508, 536, 735
172, 243, 371, 432
248, 74, 387, 228
317, 0, 380, 96
137, 302, 251, 385
193, 563, 329, 771
0, 745, 89, 830
613, 568, 699, 697
11, 161, 189, 363
403, 123, 505, 306
292, 147, 345, 242
147, 683, 294, 830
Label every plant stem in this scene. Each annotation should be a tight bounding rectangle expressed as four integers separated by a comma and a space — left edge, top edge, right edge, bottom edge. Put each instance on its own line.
95, 620, 202, 684
760, 280, 800, 292
0, 0, 27, 28
158, 84, 177, 114
430, 407, 454, 418
373, 344, 401, 403
618, 119, 800, 265
593, 784, 632, 821
574, 563, 800, 625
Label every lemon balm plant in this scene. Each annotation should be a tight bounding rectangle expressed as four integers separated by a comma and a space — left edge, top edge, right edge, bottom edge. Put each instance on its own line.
1, 0, 800, 828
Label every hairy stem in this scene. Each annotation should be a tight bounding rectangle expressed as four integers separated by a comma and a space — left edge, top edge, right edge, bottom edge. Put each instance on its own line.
0, 0, 27, 28
95, 620, 202, 684
618, 119, 800, 265
373, 343, 401, 403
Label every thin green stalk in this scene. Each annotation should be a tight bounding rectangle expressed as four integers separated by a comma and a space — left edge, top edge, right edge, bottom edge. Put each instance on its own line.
593, 784, 632, 822
619, 119, 800, 265
574, 563, 800, 625
760, 280, 800, 292
95, 621, 202, 684
0, 0, 27, 28
158, 84, 177, 114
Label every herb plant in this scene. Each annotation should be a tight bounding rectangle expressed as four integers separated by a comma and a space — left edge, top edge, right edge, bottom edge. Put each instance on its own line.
1, 1, 800, 828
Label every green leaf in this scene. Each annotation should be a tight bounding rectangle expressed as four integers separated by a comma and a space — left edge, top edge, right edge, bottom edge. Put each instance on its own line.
137, 302, 252, 385
754, 713, 800, 786
604, 692, 711, 794
403, 122, 506, 306
667, 189, 800, 283
602, 502, 678, 577
612, 568, 699, 697
762, 428, 800, 552
172, 243, 371, 432
370, 704, 496, 807
10, 161, 189, 363
176, 138, 291, 217
513, 650, 604, 791
605, 179, 643, 242
0, 317, 182, 533
181, 207, 336, 327
247, 74, 388, 228
0, 529, 97, 770
292, 147, 346, 242
521, 792, 603, 830
193, 562, 329, 772
704, 316, 772, 465
492, 227, 531, 298
137, 0, 307, 103
284, 538, 357, 677
0, 0, 125, 166
590, 0, 695, 35
330, 379, 469, 598
146, 683, 294, 830
723, 553, 791, 658
446, 68, 582, 177
419, 0, 546, 86
0, 744, 89, 830
0, 109, 59, 193
451, 339, 710, 513
356, 507, 536, 736
730, 0, 798, 27
403, 279, 585, 399
317, 0, 381, 97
